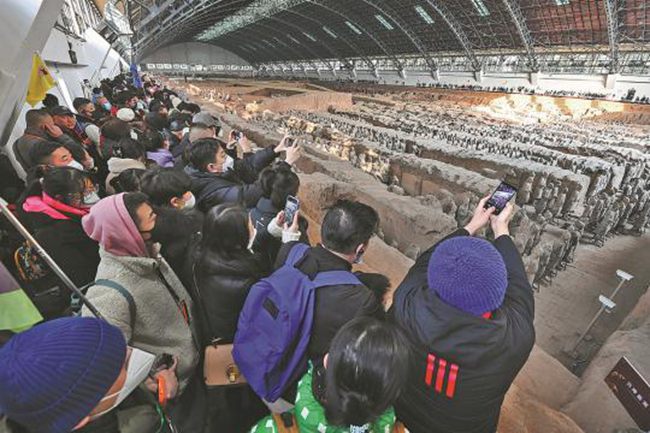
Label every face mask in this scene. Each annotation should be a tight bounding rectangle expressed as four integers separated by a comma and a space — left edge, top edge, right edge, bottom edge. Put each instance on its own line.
221, 155, 234, 173
247, 228, 257, 253
102, 102, 112, 111
182, 192, 196, 210
90, 348, 155, 420
67, 160, 84, 171
353, 248, 365, 265
83, 191, 100, 206
86, 157, 95, 170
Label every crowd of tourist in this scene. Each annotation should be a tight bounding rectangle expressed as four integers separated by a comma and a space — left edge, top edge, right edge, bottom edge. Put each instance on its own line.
0, 72, 535, 433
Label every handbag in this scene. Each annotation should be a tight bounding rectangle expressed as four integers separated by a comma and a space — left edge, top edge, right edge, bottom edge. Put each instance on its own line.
191, 264, 247, 387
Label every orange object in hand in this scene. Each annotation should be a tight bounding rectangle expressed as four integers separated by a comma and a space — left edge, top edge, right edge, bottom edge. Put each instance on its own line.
158, 375, 167, 407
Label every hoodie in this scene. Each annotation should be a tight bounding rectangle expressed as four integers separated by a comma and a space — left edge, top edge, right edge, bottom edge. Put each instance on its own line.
82, 193, 148, 258
104, 158, 146, 195
389, 229, 535, 433
81, 194, 199, 393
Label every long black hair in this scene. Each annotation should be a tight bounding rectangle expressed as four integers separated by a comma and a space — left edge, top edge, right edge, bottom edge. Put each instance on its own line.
20, 166, 88, 207
200, 204, 251, 261
259, 162, 300, 210
111, 137, 146, 160
324, 317, 409, 428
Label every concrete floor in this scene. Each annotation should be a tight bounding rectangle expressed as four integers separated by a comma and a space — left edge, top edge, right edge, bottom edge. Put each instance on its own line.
534, 233, 650, 375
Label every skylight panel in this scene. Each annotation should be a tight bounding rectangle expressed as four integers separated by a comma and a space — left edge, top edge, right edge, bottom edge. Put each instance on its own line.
554, 0, 570, 5
471, 0, 490, 17
375, 14, 394, 30
415, 5, 435, 24
323, 26, 338, 38
287, 35, 301, 45
345, 21, 362, 35
303, 32, 317, 42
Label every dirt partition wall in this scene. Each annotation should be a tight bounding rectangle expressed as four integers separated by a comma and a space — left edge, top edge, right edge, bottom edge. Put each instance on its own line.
563, 286, 650, 433
256, 91, 353, 113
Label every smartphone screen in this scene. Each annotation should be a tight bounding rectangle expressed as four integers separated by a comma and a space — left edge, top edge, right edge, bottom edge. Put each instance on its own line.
485, 181, 518, 215
285, 196, 300, 224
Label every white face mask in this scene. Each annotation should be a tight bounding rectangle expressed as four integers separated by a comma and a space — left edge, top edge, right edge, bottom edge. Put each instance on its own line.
247, 228, 257, 252
353, 247, 365, 265
67, 160, 84, 171
221, 155, 235, 173
183, 192, 196, 210
90, 348, 155, 421
83, 191, 101, 206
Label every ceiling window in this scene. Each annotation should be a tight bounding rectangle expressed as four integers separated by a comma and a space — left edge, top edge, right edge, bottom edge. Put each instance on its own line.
471, 0, 490, 17
375, 14, 395, 30
554, 0, 570, 5
303, 32, 317, 42
323, 26, 338, 38
287, 35, 301, 45
345, 21, 363, 35
415, 5, 435, 24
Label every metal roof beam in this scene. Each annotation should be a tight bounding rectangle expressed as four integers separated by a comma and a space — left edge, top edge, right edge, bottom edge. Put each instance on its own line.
283, 8, 376, 71
418, 0, 481, 71
265, 15, 354, 69
604, 0, 621, 73
134, 0, 251, 58
306, 0, 401, 70
500, 0, 539, 71
241, 22, 322, 72
359, 0, 438, 76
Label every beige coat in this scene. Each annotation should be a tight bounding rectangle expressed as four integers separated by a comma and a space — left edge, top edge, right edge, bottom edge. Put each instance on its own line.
82, 248, 199, 393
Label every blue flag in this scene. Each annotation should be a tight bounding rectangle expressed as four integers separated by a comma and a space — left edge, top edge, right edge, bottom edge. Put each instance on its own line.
130, 63, 142, 88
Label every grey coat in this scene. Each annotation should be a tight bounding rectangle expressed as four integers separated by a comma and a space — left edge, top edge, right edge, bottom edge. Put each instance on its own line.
82, 248, 200, 393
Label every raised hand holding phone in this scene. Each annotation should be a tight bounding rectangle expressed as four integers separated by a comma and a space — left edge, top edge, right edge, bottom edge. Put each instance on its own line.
284, 196, 300, 226
490, 202, 514, 238
464, 196, 496, 236
484, 181, 518, 215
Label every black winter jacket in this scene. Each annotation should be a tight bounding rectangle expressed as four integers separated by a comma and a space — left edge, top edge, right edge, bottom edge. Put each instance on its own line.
19, 204, 99, 288
185, 147, 277, 211
389, 229, 535, 433
275, 242, 383, 367
250, 197, 283, 267
151, 206, 204, 289
13, 128, 86, 172
192, 249, 269, 344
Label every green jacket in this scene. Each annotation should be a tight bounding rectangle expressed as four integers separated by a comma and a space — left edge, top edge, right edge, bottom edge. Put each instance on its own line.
250, 367, 396, 433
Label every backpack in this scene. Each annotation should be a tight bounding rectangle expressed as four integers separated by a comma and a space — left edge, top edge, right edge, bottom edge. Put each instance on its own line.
233, 243, 362, 402
14, 240, 67, 319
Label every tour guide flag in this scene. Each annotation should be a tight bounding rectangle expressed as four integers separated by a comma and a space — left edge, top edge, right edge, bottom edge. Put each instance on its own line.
0, 261, 43, 333
26, 52, 56, 107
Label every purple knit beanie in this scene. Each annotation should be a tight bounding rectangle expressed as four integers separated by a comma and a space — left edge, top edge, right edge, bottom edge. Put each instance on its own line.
0, 317, 126, 433
427, 237, 507, 316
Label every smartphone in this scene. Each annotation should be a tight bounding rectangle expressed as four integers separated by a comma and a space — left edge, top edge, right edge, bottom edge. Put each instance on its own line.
284, 196, 300, 224
484, 181, 518, 215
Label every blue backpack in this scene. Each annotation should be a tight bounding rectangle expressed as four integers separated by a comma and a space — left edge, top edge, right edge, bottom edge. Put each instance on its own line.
233, 243, 362, 402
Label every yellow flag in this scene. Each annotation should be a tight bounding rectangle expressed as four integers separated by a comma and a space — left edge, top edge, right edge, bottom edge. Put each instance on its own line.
26, 53, 56, 107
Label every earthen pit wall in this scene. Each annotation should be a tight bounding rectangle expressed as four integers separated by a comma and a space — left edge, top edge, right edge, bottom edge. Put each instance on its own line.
255, 91, 354, 114
296, 111, 592, 208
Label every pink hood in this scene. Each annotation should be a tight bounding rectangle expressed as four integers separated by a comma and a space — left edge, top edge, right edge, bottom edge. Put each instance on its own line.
82, 193, 148, 257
